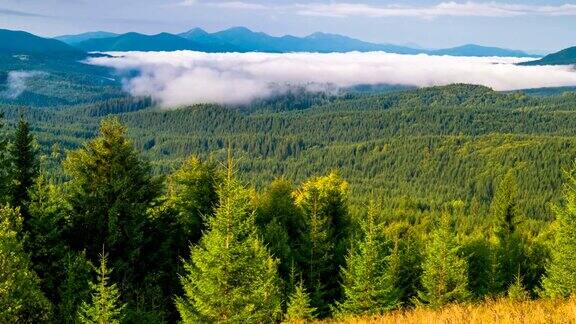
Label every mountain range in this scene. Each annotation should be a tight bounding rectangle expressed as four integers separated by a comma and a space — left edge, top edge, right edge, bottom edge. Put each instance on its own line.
52, 27, 540, 58
4, 28, 576, 66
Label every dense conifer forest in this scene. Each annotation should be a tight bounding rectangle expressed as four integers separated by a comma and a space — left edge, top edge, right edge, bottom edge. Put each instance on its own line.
3, 82, 576, 322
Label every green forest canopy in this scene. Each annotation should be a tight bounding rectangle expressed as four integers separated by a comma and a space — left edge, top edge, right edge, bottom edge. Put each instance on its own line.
2, 81, 576, 321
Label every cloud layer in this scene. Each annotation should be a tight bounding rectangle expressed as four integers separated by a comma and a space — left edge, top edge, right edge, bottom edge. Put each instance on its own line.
185, 1, 576, 18
87, 51, 576, 107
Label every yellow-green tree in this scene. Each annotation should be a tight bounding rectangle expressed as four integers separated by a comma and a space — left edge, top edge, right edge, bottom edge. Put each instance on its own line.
78, 252, 125, 324
417, 213, 470, 308
542, 162, 576, 297
293, 172, 349, 316
0, 205, 52, 323
176, 172, 282, 322
336, 203, 401, 316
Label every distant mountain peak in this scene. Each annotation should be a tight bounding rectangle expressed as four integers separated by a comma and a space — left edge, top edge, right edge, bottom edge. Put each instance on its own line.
54, 31, 119, 45
225, 26, 254, 33
181, 27, 208, 37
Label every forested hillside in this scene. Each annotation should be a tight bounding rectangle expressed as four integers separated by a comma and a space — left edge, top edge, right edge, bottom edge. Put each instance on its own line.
4, 84, 576, 219
3, 76, 576, 322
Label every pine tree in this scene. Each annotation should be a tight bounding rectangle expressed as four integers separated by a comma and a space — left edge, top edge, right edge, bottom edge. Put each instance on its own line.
0, 113, 11, 205
162, 156, 221, 242
10, 116, 39, 211
78, 252, 125, 324
490, 170, 525, 294
175, 164, 282, 322
541, 161, 576, 298
284, 281, 316, 323
293, 172, 349, 316
0, 205, 52, 323
63, 117, 160, 299
255, 178, 303, 280
25, 172, 70, 302
336, 203, 401, 316
417, 213, 470, 309
144, 156, 222, 321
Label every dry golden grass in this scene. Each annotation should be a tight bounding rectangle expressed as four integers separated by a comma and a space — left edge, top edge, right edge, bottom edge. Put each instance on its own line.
324, 298, 576, 324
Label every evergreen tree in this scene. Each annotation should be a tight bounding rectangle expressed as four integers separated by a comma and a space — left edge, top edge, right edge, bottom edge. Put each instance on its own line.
255, 178, 303, 280
63, 117, 160, 299
0, 113, 11, 205
57, 251, 93, 324
461, 235, 494, 299
78, 252, 125, 324
10, 116, 39, 211
384, 222, 424, 306
25, 173, 70, 302
417, 213, 470, 308
144, 156, 222, 321
293, 172, 349, 316
336, 203, 401, 316
0, 205, 52, 323
162, 156, 221, 242
176, 165, 282, 322
542, 161, 576, 297
284, 281, 316, 323
490, 170, 525, 294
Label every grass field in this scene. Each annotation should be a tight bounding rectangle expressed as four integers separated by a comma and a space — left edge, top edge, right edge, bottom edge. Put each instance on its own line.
327, 298, 576, 324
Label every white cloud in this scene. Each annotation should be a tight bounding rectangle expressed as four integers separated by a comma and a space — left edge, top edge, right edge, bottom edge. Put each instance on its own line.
87, 51, 576, 107
178, 1, 576, 18
296, 2, 576, 18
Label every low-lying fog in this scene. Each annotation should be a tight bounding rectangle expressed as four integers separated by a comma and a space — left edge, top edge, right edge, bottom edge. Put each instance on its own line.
87, 51, 576, 106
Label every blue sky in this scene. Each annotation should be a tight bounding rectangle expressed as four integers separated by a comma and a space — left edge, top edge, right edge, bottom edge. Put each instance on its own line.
1, 0, 575, 53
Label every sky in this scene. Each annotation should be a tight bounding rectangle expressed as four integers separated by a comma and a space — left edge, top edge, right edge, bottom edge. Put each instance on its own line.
1, 0, 575, 54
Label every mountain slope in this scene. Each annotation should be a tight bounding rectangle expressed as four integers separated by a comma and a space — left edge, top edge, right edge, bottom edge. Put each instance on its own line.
430, 44, 536, 58
55, 31, 119, 45
520, 46, 576, 65
77, 32, 201, 52
0, 29, 84, 57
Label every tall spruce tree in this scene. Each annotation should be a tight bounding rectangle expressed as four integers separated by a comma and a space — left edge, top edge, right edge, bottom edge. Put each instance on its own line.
541, 161, 576, 297
63, 117, 160, 301
417, 212, 470, 308
0, 205, 52, 323
78, 252, 125, 324
175, 163, 282, 322
0, 113, 11, 205
490, 170, 526, 294
254, 178, 303, 281
10, 116, 39, 211
336, 202, 401, 316
25, 172, 70, 303
293, 172, 349, 316
145, 156, 222, 321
